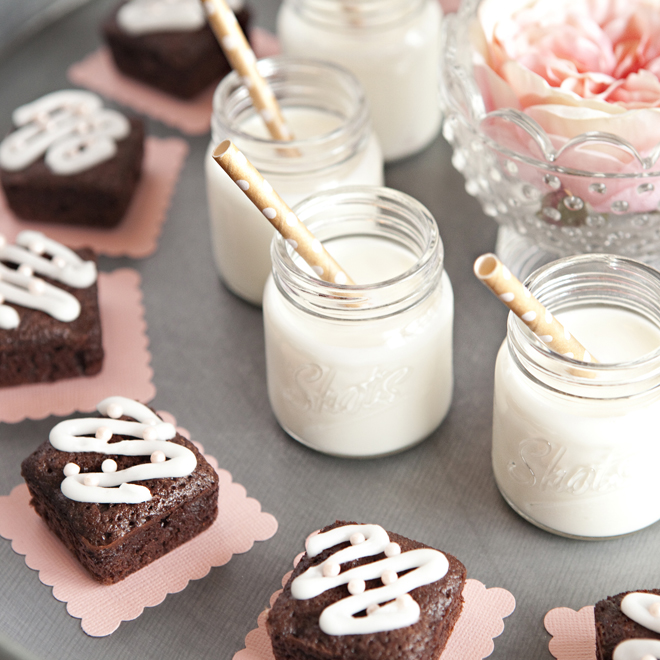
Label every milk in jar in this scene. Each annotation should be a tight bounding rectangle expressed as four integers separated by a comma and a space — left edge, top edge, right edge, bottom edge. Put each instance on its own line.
492, 255, 660, 539
205, 57, 383, 305
277, 0, 442, 162
263, 186, 454, 457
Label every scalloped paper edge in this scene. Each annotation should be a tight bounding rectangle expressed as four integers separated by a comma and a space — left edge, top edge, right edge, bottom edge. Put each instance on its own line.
544, 606, 597, 660
234, 561, 515, 660
0, 269, 155, 424
0, 431, 278, 637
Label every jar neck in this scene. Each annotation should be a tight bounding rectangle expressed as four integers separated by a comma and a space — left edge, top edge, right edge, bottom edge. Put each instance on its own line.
507, 254, 660, 398
211, 57, 371, 176
284, 0, 427, 31
271, 186, 443, 321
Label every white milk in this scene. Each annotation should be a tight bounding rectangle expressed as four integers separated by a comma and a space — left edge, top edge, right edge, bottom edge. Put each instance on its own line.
491, 255, 660, 538
320, 236, 417, 284
277, 0, 442, 162
263, 187, 453, 458
205, 58, 383, 306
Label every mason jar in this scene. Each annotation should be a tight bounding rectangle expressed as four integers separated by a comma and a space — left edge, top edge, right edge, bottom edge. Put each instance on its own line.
277, 0, 442, 162
492, 254, 660, 539
205, 56, 383, 305
263, 186, 454, 458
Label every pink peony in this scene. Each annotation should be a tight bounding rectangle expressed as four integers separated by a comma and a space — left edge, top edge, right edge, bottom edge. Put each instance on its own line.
472, 0, 660, 160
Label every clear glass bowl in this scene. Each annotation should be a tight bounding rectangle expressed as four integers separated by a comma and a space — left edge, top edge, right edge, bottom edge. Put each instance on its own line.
439, 0, 660, 276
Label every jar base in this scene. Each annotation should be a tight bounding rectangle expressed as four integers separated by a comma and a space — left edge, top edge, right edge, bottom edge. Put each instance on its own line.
495, 225, 660, 281
279, 422, 433, 459
494, 477, 656, 541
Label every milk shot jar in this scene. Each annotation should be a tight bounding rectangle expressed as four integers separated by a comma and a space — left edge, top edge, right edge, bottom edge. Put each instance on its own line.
263, 186, 454, 458
205, 57, 383, 305
492, 255, 660, 539
277, 0, 442, 162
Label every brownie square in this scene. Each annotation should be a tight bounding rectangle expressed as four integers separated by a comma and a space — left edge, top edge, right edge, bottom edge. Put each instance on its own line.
0, 246, 104, 387
267, 521, 466, 660
21, 412, 219, 585
0, 117, 144, 228
595, 589, 660, 660
102, 2, 252, 99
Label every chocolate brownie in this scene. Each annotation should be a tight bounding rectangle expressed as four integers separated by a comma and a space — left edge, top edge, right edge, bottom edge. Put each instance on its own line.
0, 232, 103, 387
267, 521, 466, 660
595, 589, 660, 660
0, 90, 144, 228
102, 1, 252, 99
21, 397, 219, 585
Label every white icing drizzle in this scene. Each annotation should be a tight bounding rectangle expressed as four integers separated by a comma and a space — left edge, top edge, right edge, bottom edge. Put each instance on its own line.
118, 0, 205, 34
290, 524, 449, 636
0, 304, 19, 330
49, 396, 197, 504
613, 639, 660, 660
613, 593, 660, 660
0, 90, 130, 175
0, 231, 97, 329
622, 594, 660, 635
5, 231, 97, 288
117, 0, 243, 35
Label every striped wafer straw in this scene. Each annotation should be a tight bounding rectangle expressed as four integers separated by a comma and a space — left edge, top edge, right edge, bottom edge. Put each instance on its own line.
203, 0, 294, 142
213, 140, 355, 286
474, 253, 597, 363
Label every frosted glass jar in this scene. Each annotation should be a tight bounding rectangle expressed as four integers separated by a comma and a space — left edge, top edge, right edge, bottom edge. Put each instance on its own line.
205, 57, 383, 305
263, 186, 454, 458
277, 0, 442, 162
492, 255, 660, 539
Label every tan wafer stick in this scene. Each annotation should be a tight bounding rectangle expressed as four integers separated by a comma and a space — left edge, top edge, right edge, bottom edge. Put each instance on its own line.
213, 140, 355, 286
474, 253, 597, 363
203, 0, 294, 142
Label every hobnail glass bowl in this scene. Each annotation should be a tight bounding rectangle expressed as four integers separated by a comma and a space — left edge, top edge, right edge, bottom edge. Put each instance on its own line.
439, 0, 660, 276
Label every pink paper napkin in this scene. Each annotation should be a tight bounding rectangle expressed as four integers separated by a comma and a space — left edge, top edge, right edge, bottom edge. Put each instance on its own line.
439, 0, 461, 12
0, 269, 154, 424
0, 136, 188, 259
0, 425, 278, 637
235, 560, 516, 660
68, 28, 281, 136
545, 606, 597, 660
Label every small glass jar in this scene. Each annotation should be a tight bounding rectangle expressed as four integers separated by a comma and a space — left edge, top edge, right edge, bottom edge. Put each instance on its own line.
277, 0, 442, 162
492, 255, 660, 539
205, 57, 383, 305
263, 186, 454, 458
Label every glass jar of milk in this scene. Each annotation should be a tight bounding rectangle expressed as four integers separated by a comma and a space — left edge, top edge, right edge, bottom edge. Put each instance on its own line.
263, 186, 453, 458
277, 0, 442, 162
205, 57, 383, 305
492, 254, 660, 539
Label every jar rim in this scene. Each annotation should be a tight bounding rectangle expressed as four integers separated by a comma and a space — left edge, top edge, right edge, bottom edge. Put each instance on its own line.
282, 0, 428, 31
507, 254, 660, 395
270, 186, 444, 321
211, 56, 371, 175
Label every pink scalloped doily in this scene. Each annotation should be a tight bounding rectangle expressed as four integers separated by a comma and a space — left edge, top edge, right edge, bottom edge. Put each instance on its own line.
235, 559, 515, 660
0, 269, 154, 424
0, 137, 187, 259
67, 28, 281, 135
545, 606, 597, 660
0, 422, 278, 637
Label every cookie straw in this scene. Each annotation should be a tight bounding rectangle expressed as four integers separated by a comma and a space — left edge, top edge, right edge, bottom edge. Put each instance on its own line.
474, 253, 597, 363
213, 140, 355, 286
203, 0, 294, 143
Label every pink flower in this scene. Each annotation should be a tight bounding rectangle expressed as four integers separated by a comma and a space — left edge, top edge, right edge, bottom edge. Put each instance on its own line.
470, 0, 660, 214
473, 0, 660, 158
